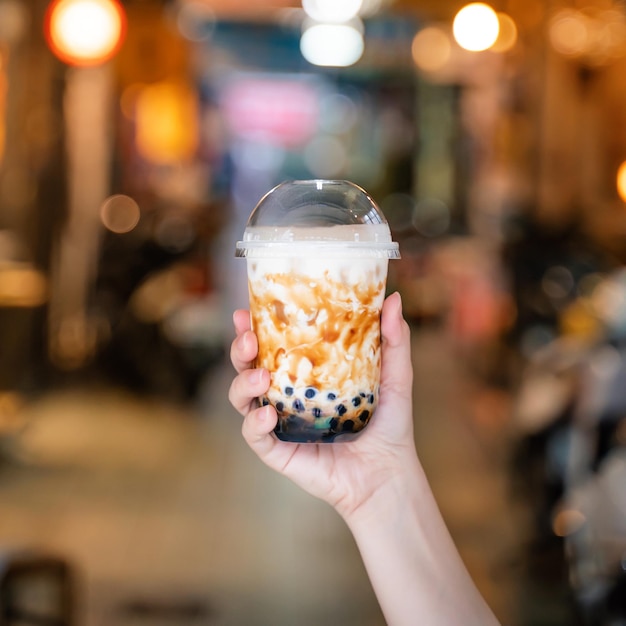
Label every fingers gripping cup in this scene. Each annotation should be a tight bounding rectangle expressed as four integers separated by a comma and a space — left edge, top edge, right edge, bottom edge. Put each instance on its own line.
236, 180, 400, 443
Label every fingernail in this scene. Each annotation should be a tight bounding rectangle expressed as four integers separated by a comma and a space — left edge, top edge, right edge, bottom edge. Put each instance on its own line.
257, 404, 270, 424
392, 291, 403, 318
239, 331, 250, 352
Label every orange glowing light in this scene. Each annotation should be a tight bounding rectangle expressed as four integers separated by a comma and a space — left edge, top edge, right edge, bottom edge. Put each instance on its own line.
44, 0, 126, 66
0, 49, 6, 164
549, 9, 589, 58
135, 81, 199, 165
491, 13, 518, 53
412, 26, 452, 73
617, 160, 626, 202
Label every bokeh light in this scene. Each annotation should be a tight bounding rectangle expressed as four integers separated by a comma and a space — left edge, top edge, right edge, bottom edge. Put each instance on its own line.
0, 53, 5, 164
549, 8, 626, 65
176, 0, 216, 42
453, 2, 499, 52
491, 12, 518, 53
134, 80, 199, 164
303, 135, 347, 177
99, 194, 141, 234
300, 22, 364, 67
616, 160, 626, 202
0, 265, 48, 307
0, 0, 27, 44
131, 270, 183, 323
318, 93, 358, 134
44, 0, 126, 66
154, 213, 196, 253
412, 198, 450, 237
0, 390, 26, 435
52, 315, 96, 369
552, 508, 586, 537
549, 9, 589, 58
302, 0, 363, 23
592, 276, 622, 318
541, 265, 574, 301
577, 272, 605, 298
411, 26, 452, 73
119, 82, 145, 120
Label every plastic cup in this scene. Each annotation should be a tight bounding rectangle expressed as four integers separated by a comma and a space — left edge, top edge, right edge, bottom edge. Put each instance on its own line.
236, 179, 400, 443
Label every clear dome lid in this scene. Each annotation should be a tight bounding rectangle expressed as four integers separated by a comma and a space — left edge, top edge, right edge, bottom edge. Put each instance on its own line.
235, 179, 400, 259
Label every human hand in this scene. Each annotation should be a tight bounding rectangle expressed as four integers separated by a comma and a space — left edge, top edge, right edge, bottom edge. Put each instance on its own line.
228, 291, 416, 520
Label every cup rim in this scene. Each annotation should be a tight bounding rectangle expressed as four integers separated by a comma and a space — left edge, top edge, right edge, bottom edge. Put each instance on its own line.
235, 240, 400, 259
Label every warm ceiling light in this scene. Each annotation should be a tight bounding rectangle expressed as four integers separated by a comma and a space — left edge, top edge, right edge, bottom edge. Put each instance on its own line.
300, 22, 364, 67
44, 0, 126, 66
302, 0, 363, 23
453, 2, 499, 52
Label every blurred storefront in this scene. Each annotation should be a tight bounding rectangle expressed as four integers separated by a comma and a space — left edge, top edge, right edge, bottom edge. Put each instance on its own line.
1, 0, 626, 624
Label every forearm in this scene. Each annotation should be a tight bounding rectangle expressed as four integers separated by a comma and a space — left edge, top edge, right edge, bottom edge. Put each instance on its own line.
341, 454, 500, 626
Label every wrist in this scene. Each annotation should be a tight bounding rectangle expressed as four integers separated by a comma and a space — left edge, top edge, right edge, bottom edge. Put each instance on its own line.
338, 451, 502, 626
338, 448, 427, 531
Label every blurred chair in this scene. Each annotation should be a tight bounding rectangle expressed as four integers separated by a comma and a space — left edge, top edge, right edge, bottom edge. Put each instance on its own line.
0, 549, 76, 626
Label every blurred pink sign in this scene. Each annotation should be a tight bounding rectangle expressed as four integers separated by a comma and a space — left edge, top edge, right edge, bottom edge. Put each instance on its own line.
220, 77, 319, 148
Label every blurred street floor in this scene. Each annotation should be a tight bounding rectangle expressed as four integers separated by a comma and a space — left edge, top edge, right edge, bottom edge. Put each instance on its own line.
0, 324, 575, 625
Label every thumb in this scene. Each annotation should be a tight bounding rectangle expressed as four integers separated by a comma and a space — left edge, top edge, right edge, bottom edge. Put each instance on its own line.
380, 291, 413, 402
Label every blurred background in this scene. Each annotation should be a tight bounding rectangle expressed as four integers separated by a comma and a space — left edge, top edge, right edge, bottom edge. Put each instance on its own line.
1, 0, 626, 624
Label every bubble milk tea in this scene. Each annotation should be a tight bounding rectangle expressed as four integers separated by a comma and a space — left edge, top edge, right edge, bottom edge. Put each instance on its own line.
236, 180, 400, 443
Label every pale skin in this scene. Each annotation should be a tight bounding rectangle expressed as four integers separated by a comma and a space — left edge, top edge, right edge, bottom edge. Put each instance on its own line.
228, 291, 501, 626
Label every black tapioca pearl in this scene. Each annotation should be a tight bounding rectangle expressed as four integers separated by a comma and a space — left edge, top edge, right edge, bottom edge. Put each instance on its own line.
327, 392, 337, 400
275, 401, 284, 412
342, 420, 355, 432
329, 417, 339, 431
368, 393, 375, 404
285, 386, 294, 397
293, 398, 305, 412
312, 407, 322, 418
277, 414, 299, 431
336, 404, 347, 416
352, 396, 362, 407
304, 387, 317, 399
359, 409, 370, 422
